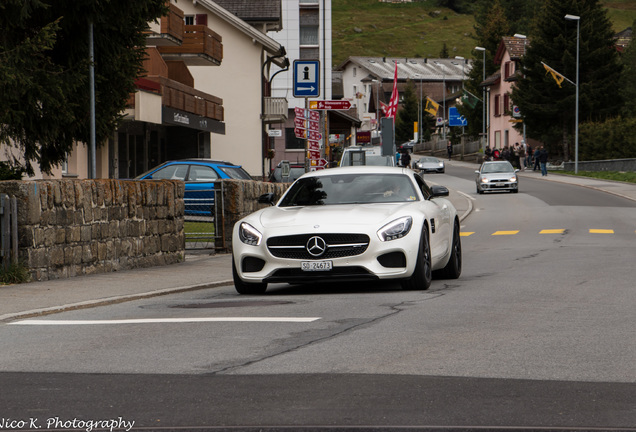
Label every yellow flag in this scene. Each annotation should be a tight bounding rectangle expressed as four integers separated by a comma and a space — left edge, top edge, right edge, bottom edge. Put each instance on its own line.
425, 97, 439, 116
543, 63, 565, 88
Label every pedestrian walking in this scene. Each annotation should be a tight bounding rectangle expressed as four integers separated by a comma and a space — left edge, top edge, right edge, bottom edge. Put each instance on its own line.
539, 146, 549, 176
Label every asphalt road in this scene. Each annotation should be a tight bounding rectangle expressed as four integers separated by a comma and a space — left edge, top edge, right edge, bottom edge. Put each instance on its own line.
1, 164, 635, 431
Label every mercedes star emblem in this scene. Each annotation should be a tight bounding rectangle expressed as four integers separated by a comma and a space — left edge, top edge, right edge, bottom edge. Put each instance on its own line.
306, 236, 327, 257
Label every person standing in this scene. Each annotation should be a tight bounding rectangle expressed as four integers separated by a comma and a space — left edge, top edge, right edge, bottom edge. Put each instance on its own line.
401, 150, 411, 169
517, 143, 526, 171
533, 146, 541, 171
485, 145, 492, 161
447, 142, 453, 161
539, 146, 549, 176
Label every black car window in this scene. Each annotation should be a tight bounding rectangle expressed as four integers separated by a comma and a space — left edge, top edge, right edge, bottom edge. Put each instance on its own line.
414, 174, 432, 199
187, 166, 219, 182
218, 166, 252, 180
146, 164, 188, 180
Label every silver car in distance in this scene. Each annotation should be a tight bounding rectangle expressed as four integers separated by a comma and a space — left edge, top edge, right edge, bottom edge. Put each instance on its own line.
232, 166, 462, 295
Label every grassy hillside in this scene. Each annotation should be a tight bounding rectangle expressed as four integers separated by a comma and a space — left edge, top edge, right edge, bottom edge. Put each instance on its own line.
332, 0, 636, 67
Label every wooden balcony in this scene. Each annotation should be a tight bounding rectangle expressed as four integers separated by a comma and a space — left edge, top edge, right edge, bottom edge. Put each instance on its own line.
156, 25, 223, 66
145, 2, 184, 47
131, 75, 224, 122
262, 97, 288, 124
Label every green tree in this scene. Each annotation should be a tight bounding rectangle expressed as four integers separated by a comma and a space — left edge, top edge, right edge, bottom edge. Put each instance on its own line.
619, 20, 636, 118
511, 0, 623, 160
395, 80, 419, 144
0, 0, 167, 175
439, 43, 450, 58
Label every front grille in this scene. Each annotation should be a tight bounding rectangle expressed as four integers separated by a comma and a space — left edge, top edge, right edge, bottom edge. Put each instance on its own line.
267, 233, 369, 260
264, 266, 377, 283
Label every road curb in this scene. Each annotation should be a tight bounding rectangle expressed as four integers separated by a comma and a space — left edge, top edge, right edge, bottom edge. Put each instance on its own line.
0, 279, 234, 323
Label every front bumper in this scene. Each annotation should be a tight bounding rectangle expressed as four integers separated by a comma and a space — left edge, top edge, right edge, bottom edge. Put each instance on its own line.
478, 181, 518, 192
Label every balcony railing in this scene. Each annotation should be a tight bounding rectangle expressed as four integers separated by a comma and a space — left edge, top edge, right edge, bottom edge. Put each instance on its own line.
141, 76, 224, 121
157, 25, 223, 66
263, 97, 288, 124
145, 2, 184, 46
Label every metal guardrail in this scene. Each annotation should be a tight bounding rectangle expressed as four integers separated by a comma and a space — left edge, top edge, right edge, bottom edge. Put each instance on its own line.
0, 194, 18, 271
184, 181, 226, 251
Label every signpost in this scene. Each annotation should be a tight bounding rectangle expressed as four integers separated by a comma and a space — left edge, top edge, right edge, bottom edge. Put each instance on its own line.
448, 107, 468, 127
309, 100, 351, 110
293, 60, 320, 98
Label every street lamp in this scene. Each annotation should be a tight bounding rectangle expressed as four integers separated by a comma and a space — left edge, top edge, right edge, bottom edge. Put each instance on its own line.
565, 14, 580, 174
475, 47, 486, 148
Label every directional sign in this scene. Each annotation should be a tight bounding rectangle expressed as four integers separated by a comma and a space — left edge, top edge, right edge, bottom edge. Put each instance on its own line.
308, 140, 320, 151
308, 130, 322, 141
309, 100, 351, 110
295, 107, 320, 121
294, 117, 320, 131
294, 128, 306, 139
308, 150, 321, 159
448, 107, 467, 127
293, 60, 320, 98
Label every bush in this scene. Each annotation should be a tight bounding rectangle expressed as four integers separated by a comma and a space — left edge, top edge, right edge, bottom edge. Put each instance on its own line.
0, 162, 24, 180
0, 263, 31, 285
579, 117, 636, 161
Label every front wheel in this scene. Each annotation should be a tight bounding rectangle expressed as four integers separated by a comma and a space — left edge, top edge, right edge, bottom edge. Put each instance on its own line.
401, 227, 432, 291
434, 220, 462, 280
232, 258, 267, 295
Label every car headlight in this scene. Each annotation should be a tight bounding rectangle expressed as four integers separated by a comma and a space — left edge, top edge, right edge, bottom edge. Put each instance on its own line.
509, 176, 517, 182
377, 216, 412, 241
480, 177, 489, 183
239, 222, 262, 246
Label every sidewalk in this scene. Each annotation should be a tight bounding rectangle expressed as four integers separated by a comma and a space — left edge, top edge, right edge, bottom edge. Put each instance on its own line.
1, 165, 634, 323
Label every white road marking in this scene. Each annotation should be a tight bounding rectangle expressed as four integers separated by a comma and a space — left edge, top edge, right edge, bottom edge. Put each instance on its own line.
9, 317, 321, 325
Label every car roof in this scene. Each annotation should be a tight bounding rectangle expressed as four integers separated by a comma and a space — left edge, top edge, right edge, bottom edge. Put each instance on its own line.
301, 166, 412, 178
173, 158, 239, 166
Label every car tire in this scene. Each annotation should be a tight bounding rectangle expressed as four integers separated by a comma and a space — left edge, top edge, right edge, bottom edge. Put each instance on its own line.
512, 189, 519, 193
401, 226, 432, 291
434, 220, 462, 280
232, 258, 267, 295
476, 186, 483, 194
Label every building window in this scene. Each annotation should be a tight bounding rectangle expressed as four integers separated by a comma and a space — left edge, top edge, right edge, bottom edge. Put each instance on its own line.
494, 94, 501, 117
300, 25, 319, 45
353, 67, 357, 77
503, 94, 510, 115
285, 128, 305, 150
184, 15, 194, 25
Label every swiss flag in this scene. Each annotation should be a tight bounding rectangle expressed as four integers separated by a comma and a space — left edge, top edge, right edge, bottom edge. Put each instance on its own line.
386, 61, 399, 120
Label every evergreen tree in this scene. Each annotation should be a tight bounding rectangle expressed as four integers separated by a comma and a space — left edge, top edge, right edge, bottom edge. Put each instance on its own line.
0, 0, 167, 175
439, 43, 450, 58
395, 80, 419, 144
512, 0, 623, 160
619, 20, 636, 118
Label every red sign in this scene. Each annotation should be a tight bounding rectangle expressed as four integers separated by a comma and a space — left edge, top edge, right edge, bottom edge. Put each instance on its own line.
356, 131, 371, 144
317, 158, 328, 167
294, 128, 306, 139
295, 117, 320, 131
295, 107, 320, 121
308, 131, 322, 141
309, 100, 351, 110
308, 140, 320, 151
308, 150, 321, 159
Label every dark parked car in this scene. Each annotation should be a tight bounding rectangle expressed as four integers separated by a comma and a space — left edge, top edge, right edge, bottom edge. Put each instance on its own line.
135, 159, 252, 216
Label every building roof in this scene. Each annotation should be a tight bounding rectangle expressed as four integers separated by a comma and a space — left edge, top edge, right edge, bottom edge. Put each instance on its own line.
336, 56, 471, 82
495, 36, 530, 64
212, 0, 282, 30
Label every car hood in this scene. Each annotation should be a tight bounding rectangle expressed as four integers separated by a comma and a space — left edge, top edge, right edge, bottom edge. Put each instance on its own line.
257, 204, 413, 230
479, 172, 515, 179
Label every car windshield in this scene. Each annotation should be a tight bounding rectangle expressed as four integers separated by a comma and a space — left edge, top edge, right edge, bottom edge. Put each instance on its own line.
481, 162, 514, 173
218, 166, 252, 180
420, 157, 439, 163
279, 173, 419, 206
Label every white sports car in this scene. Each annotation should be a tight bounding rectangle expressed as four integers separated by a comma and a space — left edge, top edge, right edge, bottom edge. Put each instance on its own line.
232, 166, 462, 294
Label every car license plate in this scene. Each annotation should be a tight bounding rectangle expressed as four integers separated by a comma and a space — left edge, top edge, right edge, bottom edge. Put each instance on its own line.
301, 261, 333, 271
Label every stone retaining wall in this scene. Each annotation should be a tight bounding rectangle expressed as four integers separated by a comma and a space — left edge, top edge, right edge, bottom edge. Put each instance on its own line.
220, 180, 289, 251
564, 158, 636, 172
0, 179, 185, 281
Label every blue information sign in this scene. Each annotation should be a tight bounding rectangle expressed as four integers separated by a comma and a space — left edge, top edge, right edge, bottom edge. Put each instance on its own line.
448, 107, 467, 126
293, 60, 320, 98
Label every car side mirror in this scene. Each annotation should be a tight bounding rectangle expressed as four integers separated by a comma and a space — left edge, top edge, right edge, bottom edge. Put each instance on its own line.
430, 185, 449, 198
258, 193, 276, 205
515, 169, 520, 173
474, 170, 480, 174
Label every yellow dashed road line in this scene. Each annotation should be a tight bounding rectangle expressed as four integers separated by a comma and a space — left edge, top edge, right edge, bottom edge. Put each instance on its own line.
540, 229, 566, 234
460, 232, 474, 237
492, 231, 520, 236
589, 229, 614, 234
